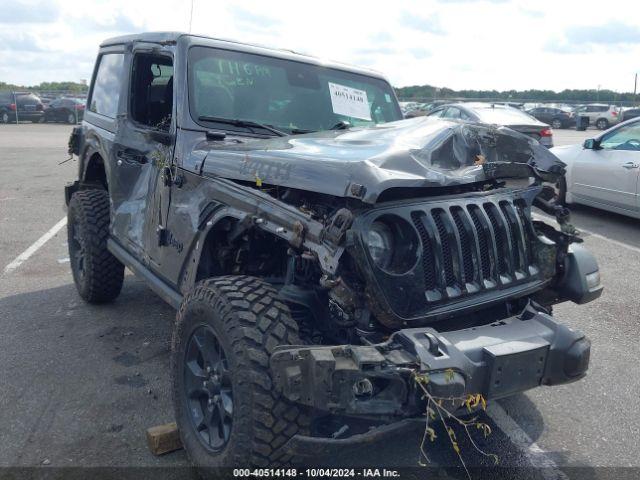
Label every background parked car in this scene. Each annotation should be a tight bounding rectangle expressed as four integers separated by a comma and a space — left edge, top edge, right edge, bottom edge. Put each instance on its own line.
427, 102, 555, 147
551, 117, 640, 219
44, 97, 85, 124
0, 92, 45, 123
621, 107, 640, 122
403, 101, 446, 118
572, 104, 621, 130
527, 106, 576, 129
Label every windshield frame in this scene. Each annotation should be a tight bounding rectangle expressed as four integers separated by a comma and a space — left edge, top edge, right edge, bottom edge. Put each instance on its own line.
186, 44, 402, 136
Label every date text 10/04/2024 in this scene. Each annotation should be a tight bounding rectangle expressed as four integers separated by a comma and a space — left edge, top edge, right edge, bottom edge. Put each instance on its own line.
233, 469, 401, 478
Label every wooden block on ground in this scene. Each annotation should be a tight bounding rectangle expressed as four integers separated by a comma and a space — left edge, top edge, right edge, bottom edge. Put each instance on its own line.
146, 422, 183, 456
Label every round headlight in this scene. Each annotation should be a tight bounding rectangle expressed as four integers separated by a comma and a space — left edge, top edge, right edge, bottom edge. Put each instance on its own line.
367, 221, 394, 269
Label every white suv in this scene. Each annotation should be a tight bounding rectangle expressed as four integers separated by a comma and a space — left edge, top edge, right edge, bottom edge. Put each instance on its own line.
573, 104, 622, 130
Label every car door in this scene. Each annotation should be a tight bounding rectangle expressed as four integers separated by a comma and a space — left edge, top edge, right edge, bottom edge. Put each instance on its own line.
570, 121, 640, 211
546, 108, 560, 124
528, 108, 540, 122
532, 108, 549, 124
46, 99, 58, 121
111, 49, 176, 271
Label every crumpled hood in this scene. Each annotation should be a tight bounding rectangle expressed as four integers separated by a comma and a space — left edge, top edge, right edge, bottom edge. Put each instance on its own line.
200, 116, 565, 204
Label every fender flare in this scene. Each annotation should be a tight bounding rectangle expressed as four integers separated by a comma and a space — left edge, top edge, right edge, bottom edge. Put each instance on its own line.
80, 134, 111, 188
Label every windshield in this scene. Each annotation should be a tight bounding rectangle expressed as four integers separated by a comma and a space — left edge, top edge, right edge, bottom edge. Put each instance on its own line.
473, 107, 539, 125
188, 46, 402, 135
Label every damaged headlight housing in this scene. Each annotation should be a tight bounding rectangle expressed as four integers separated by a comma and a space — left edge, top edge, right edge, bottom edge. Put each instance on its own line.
366, 216, 420, 274
367, 222, 394, 270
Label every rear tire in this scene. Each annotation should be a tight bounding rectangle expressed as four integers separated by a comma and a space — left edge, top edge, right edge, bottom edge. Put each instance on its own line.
1, 112, 9, 124
596, 118, 609, 130
67, 189, 124, 303
172, 276, 310, 476
67, 112, 76, 124
551, 118, 563, 129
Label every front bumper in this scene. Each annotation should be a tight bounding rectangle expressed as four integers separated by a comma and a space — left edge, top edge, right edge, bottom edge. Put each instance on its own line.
271, 304, 590, 419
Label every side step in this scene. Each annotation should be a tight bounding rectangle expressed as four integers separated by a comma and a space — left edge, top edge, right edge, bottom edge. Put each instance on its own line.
107, 238, 183, 309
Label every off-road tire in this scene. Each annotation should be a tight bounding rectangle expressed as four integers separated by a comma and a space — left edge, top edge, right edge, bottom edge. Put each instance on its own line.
67, 189, 124, 303
172, 276, 310, 476
596, 118, 609, 130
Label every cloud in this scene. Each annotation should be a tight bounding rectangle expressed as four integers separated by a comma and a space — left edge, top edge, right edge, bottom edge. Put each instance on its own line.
79, 12, 139, 33
0, 0, 60, 24
370, 32, 393, 43
545, 21, 640, 55
355, 46, 396, 56
565, 22, 640, 45
399, 11, 445, 35
520, 8, 545, 18
0, 50, 95, 85
227, 5, 281, 33
0, 32, 46, 52
2, 0, 640, 92
409, 48, 431, 59
437, 0, 507, 3
544, 40, 592, 55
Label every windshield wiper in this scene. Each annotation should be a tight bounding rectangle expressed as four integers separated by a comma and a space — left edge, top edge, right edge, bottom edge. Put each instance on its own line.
290, 127, 315, 134
330, 120, 352, 130
198, 116, 288, 137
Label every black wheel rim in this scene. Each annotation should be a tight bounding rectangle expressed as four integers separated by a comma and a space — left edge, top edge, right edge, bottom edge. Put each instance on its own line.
183, 325, 233, 452
70, 222, 86, 280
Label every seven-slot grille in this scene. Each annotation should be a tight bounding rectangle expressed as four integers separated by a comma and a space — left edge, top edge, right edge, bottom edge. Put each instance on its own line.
411, 199, 538, 303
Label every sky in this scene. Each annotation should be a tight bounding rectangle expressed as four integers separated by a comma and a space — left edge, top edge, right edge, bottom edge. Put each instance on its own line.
1, 0, 639, 92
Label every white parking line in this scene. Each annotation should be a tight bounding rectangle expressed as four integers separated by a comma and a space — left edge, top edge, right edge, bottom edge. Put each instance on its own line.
488, 403, 568, 480
532, 213, 640, 254
582, 230, 640, 255
2, 217, 67, 275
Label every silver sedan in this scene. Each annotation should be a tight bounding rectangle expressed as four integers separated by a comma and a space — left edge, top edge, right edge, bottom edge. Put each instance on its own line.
551, 117, 640, 219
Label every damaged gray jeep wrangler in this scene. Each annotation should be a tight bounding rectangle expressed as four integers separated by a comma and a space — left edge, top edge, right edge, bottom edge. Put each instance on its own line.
65, 32, 602, 470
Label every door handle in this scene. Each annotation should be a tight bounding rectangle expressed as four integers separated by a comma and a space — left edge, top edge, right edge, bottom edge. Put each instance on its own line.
622, 162, 639, 169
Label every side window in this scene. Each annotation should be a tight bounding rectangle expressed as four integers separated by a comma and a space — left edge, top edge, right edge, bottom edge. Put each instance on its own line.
130, 54, 174, 130
460, 110, 471, 120
428, 108, 444, 118
89, 53, 125, 118
600, 123, 640, 151
442, 107, 461, 119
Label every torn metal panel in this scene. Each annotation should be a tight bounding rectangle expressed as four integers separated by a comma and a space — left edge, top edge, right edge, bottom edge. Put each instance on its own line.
173, 175, 346, 283
200, 117, 566, 204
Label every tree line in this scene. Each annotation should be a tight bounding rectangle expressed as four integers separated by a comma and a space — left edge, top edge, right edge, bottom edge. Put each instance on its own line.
0, 81, 88, 93
2, 79, 638, 104
395, 85, 639, 104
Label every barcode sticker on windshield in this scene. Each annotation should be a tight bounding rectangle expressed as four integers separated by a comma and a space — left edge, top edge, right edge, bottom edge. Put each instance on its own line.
328, 82, 371, 121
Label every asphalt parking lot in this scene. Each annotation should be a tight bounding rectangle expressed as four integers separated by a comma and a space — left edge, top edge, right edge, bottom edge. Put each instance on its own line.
1, 123, 639, 479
